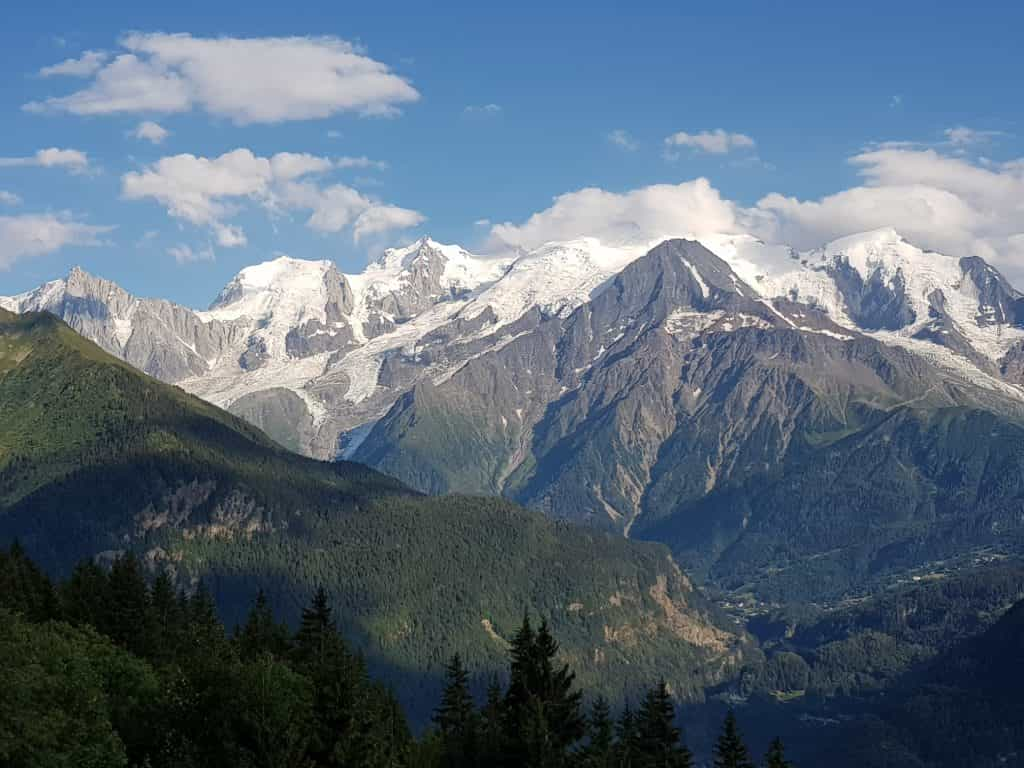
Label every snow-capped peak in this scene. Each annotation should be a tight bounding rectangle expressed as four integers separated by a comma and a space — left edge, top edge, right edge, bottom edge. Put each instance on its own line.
206, 255, 337, 318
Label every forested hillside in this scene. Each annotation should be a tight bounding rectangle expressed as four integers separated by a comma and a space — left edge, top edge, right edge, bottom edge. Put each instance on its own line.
0, 309, 743, 720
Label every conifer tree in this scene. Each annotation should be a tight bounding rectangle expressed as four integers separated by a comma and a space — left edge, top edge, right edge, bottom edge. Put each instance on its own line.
146, 570, 182, 663
480, 674, 506, 764
237, 588, 291, 660
636, 680, 693, 768
763, 737, 792, 768
615, 703, 640, 768
60, 558, 110, 629
434, 654, 478, 767
295, 586, 338, 669
714, 710, 754, 768
582, 696, 615, 768
107, 553, 150, 656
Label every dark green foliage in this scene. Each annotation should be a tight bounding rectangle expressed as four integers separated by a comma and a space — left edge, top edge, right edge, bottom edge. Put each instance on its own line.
433, 654, 478, 767
763, 737, 791, 768
0, 544, 410, 768
636, 680, 693, 767
501, 615, 585, 767
738, 561, 1024, 701
236, 589, 292, 660
712, 710, 753, 768
581, 697, 615, 768
0, 609, 159, 768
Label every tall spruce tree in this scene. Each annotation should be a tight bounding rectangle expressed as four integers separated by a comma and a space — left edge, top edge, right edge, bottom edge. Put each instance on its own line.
636, 680, 693, 768
582, 696, 615, 768
616, 703, 640, 768
763, 737, 792, 768
106, 553, 150, 656
434, 654, 479, 768
713, 710, 754, 768
237, 589, 291, 660
502, 614, 585, 767
479, 674, 505, 765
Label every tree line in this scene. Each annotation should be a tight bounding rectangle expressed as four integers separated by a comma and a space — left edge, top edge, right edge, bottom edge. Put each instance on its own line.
0, 543, 793, 767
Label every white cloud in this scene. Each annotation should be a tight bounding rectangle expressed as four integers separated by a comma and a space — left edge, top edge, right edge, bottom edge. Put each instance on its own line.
490, 178, 742, 250
0, 213, 111, 269
488, 146, 1024, 282
756, 148, 1024, 276
167, 243, 215, 264
122, 148, 422, 245
943, 125, 1003, 147
664, 129, 755, 155
39, 50, 108, 77
0, 191, 21, 206
0, 148, 90, 174
353, 205, 425, 242
608, 129, 638, 151
463, 103, 502, 116
327, 130, 343, 139
28, 33, 420, 124
132, 120, 170, 144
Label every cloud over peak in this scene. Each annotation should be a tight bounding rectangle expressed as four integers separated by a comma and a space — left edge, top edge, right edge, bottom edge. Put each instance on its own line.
490, 146, 1024, 282
28, 33, 420, 124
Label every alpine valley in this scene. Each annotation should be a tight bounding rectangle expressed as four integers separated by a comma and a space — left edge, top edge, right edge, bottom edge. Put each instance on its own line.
7, 228, 1024, 604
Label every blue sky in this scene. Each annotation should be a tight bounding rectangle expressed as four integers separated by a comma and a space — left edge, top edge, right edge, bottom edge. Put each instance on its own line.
2, 0, 1023, 307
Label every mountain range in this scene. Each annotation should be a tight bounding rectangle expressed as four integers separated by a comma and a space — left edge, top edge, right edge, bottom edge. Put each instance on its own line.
6, 227, 1024, 601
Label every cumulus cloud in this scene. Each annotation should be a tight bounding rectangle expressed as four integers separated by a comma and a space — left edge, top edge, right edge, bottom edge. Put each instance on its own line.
353, 205, 426, 242
490, 178, 743, 250
664, 129, 755, 155
0, 148, 90, 174
608, 129, 638, 151
122, 148, 422, 245
132, 120, 170, 144
39, 50, 108, 77
756, 148, 1024, 274
167, 243, 214, 265
0, 191, 21, 206
27, 33, 420, 124
0, 213, 111, 269
490, 146, 1024, 282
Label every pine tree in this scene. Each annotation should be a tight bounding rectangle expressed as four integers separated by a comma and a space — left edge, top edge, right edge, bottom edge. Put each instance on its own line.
480, 674, 506, 765
582, 697, 614, 768
60, 559, 110, 629
763, 737, 792, 768
434, 654, 479, 768
107, 553, 150, 656
713, 710, 754, 768
146, 570, 182, 664
237, 589, 291, 660
502, 614, 584, 767
615, 703, 640, 768
534, 619, 585, 750
295, 586, 337, 669
636, 680, 693, 768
